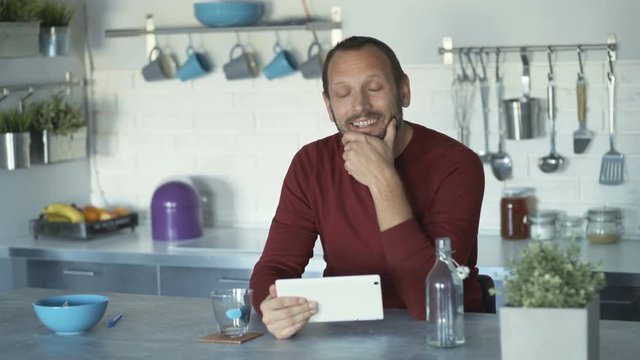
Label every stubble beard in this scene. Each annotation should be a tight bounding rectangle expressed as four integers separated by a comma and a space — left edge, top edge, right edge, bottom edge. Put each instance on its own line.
329, 96, 404, 140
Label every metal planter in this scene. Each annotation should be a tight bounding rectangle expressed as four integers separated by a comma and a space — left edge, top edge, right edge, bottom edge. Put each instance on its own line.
0, 132, 31, 170
39, 26, 70, 57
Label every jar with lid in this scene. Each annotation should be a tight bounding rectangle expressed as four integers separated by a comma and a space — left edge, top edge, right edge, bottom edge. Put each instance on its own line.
529, 210, 557, 240
586, 207, 623, 244
557, 215, 586, 240
500, 187, 536, 240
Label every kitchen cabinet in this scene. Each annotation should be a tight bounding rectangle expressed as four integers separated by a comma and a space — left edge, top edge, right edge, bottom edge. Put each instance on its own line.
26, 260, 158, 295
159, 266, 252, 298
601, 272, 640, 322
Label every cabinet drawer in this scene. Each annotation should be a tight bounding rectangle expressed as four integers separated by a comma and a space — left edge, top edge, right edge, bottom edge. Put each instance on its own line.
159, 266, 252, 298
26, 260, 158, 295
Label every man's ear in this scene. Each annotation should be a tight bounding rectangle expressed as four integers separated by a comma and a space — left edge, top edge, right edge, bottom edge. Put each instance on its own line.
323, 92, 336, 123
400, 74, 411, 108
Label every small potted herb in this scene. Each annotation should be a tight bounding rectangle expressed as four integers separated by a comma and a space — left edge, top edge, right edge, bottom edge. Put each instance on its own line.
34, 0, 76, 56
0, 0, 40, 57
0, 107, 37, 169
30, 94, 87, 164
499, 241, 605, 360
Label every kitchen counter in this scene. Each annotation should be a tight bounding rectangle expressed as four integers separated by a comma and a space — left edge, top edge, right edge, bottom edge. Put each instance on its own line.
2, 287, 638, 360
1, 227, 639, 274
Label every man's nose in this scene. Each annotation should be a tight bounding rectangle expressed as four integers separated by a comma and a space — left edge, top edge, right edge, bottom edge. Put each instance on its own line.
352, 91, 371, 113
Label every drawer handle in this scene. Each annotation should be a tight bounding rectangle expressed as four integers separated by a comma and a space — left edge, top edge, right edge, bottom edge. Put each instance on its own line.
63, 270, 96, 276
218, 277, 250, 284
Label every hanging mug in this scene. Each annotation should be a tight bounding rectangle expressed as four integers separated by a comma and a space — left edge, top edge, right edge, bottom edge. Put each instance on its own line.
300, 41, 323, 79
223, 43, 258, 81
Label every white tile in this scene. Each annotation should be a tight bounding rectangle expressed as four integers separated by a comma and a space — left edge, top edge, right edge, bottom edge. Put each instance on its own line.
136, 113, 194, 132
256, 111, 323, 133
235, 133, 300, 155
234, 90, 302, 109
174, 133, 235, 153
91, 70, 135, 91
193, 112, 256, 132
94, 113, 136, 135
581, 179, 640, 204
195, 154, 258, 175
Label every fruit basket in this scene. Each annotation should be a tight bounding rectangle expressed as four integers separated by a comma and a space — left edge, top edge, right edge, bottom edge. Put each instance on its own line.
30, 213, 138, 240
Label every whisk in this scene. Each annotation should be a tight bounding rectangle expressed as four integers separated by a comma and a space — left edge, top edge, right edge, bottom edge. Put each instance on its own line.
451, 51, 477, 146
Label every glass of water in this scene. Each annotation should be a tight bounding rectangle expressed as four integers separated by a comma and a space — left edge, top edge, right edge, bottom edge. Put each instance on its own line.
211, 288, 253, 337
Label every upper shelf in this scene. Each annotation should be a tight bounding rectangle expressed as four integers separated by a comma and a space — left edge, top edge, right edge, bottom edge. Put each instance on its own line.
104, 19, 341, 38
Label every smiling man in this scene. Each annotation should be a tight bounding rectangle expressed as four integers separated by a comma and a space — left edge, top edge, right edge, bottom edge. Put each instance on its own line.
250, 36, 485, 339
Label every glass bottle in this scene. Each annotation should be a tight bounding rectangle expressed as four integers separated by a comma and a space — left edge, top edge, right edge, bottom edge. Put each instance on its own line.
426, 237, 465, 348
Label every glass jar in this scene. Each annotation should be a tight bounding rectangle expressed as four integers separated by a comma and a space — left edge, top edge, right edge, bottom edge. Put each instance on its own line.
500, 187, 536, 240
586, 207, 623, 244
529, 210, 557, 240
558, 216, 586, 240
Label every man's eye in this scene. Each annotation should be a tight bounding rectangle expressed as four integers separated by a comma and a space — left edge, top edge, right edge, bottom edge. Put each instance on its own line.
368, 86, 382, 92
334, 90, 350, 98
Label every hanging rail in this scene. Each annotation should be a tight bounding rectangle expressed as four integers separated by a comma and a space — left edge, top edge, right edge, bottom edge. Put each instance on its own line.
0, 72, 84, 95
438, 34, 617, 64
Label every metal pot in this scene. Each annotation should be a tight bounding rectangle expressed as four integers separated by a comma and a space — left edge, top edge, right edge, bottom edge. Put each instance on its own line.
502, 51, 544, 140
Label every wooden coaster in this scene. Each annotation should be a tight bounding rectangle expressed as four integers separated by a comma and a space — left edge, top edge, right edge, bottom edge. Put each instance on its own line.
198, 331, 263, 344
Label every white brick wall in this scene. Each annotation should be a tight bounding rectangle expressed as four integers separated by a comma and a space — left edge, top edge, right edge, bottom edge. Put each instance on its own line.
90, 59, 640, 237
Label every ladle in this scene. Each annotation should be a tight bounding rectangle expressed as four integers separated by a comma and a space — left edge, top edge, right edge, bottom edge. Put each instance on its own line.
490, 49, 512, 181
538, 48, 565, 173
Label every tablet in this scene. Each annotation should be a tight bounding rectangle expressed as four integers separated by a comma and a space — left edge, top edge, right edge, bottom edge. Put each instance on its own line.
275, 274, 384, 323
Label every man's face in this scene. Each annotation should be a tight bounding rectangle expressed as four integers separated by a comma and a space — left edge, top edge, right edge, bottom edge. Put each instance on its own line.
323, 45, 409, 139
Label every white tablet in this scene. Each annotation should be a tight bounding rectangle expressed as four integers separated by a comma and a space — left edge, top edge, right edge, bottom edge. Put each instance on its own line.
275, 274, 384, 323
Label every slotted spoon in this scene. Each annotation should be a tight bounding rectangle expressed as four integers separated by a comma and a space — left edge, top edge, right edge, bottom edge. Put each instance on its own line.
599, 70, 624, 185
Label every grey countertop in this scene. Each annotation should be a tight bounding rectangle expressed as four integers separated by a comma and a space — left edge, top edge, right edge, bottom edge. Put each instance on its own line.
1, 227, 639, 274
2, 287, 638, 360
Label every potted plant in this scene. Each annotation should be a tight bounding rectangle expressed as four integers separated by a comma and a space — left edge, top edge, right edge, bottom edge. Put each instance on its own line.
499, 240, 606, 360
0, 0, 40, 57
0, 107, 36, 169
34, 0, 75, 57
30, 94, 86, 164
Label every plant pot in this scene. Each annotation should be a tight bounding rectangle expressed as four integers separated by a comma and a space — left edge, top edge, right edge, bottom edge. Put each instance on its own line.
0, 132, 31, 170
500, 296, 600, 360
30, 127, 87, 164
39, 26, 69, 57
0, 22, 40, 58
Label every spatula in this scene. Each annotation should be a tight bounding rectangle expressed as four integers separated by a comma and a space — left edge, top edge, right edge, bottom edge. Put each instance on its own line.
599, 70, 624, 185
573, 75, 593, 153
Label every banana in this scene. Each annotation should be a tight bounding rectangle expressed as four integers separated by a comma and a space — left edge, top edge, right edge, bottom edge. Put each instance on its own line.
43, 213, 72, 223
41, 203, 85, 223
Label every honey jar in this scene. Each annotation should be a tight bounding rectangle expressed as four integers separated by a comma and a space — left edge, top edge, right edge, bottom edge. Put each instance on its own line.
500, 187, 536, 240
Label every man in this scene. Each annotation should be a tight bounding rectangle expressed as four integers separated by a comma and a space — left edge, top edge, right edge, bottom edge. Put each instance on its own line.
250, 36, 485, 339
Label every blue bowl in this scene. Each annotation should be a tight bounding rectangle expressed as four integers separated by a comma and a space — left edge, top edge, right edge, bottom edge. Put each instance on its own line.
33, 294, 109, 335
194, 1, 265, 27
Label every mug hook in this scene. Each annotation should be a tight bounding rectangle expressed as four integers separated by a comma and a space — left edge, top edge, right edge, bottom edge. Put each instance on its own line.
476, 48, 488, 81
547, 46, 555, 81
456, 50, 468, 82
576, 45, 585, 80
463, 49, 477, 82
495, 48, 501, 81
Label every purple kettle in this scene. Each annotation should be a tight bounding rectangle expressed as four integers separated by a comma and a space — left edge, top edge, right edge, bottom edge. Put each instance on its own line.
151, 181, 203, 241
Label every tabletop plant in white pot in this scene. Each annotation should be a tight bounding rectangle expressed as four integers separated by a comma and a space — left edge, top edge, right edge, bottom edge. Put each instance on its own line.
0, 107, 36, 169
30, 94, 86, 164
499, 240, 606, 360
34, 0, 75, 56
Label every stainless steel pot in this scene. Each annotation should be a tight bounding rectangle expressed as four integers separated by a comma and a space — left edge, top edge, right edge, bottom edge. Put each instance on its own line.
0, 132, 31, 170
502, 51, 544, 140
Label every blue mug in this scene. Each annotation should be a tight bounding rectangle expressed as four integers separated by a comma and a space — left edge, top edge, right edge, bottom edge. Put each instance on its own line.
263, 42, 297, 80
177, 46, 211, 81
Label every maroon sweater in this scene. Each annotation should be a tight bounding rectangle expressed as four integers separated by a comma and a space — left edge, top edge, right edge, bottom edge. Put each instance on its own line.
250, 121, 485, 319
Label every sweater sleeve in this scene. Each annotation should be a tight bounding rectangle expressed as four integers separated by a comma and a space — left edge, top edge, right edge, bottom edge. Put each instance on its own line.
250, 152, 318, 314
380, 149, 485, 319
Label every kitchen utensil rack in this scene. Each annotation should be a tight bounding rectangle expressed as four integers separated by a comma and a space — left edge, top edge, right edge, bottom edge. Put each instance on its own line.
0, 72, 85, 103
438, 34, 616, 65
104, 7, 343, 59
